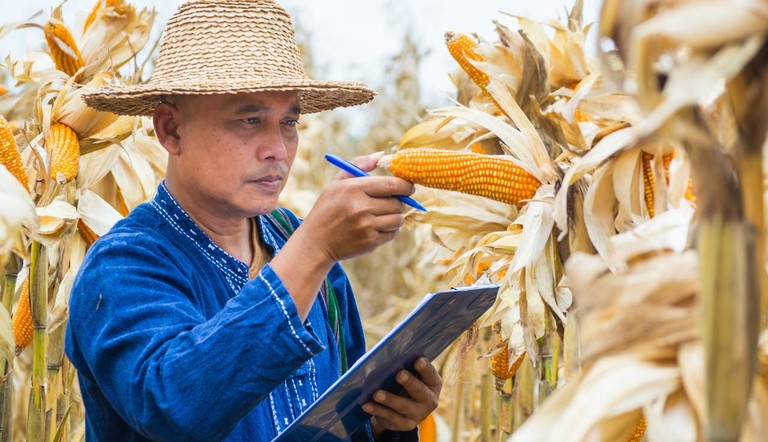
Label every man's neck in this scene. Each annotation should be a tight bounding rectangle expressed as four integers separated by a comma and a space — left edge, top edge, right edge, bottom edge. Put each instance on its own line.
164, 180, 253, 264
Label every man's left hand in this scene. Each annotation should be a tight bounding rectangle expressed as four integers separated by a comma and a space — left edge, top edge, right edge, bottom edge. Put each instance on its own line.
363, 357, 442, 437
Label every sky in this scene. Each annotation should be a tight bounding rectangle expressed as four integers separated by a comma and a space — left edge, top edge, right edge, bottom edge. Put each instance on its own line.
2, 0, 601, 128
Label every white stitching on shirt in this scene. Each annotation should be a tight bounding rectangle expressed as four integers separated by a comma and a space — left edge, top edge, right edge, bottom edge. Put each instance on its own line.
284, 382, 297, 419
269, 392, 281, 432
257, 273, 313, 355
308, 357, 319, 401
151, 200, 247, 285
155, 184, 248, 279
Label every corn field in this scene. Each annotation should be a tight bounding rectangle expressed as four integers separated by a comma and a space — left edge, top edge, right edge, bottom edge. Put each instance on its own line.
1, 0, 767, 441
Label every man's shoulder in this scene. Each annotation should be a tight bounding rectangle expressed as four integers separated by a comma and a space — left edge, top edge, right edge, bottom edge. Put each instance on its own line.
87, 201, 176, 260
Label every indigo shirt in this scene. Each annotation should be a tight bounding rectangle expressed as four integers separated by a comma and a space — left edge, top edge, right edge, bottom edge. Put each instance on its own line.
65, 183, 413, 441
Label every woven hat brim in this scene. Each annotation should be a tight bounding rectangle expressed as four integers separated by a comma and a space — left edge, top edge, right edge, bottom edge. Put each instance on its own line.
82, 79, 375, 116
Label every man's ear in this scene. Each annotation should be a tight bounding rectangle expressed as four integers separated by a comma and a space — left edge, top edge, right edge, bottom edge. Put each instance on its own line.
153, 101, 182, 155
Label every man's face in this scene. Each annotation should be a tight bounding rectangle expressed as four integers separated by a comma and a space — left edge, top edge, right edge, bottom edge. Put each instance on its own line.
171, 91, 301, 219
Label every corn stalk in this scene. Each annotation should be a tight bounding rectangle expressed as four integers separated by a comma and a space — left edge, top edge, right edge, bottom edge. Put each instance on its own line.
675, 107, 760, 441
26, 242, 46, 442
0, 257, 20, 442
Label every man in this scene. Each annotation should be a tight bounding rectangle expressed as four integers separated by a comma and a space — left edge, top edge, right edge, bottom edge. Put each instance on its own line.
65, 0, 442, 440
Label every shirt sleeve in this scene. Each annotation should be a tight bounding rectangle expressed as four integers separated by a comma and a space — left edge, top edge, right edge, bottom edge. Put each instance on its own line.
65, 232, 324, 441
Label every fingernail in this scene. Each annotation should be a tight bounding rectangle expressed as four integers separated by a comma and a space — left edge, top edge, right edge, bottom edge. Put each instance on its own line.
363, 404, 373, 413
398, 371, 409, 382
376, 391, 386, 401
417, 358, 428, 370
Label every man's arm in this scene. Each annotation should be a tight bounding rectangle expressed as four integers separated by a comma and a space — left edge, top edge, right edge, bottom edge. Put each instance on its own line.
66, 234, 323, 441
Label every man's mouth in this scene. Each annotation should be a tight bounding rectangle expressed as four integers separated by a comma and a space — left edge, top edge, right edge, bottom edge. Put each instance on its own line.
251, 175, 284, 190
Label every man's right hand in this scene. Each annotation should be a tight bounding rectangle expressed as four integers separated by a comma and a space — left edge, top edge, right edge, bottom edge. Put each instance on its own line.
296, 152, 415, 262
270, 152, 415, 319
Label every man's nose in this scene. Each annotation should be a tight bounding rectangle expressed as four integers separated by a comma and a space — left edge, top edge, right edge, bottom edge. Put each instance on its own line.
258, 128, 289, 161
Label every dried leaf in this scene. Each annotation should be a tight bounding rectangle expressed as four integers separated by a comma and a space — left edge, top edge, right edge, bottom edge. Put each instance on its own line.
510, 355, 680, 442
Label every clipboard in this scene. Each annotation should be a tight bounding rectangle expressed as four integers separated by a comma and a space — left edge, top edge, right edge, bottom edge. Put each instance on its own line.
272, 284, 499, 442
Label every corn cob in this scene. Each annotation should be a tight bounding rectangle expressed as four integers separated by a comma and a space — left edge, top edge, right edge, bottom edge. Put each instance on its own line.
446, 32, 489, 90
47, 122, 80, 185
83, 0, 119, 32
43, 18, 85, 80
12, 277, 33, 354
491, 324, 526, 390
627, 417, 647, 442
446, 31, 516, 121
641, 152, 658, 218
0, 115, 28, 189
642, 152, 696, 218
378, 148, 541, 206
77, 219, 100, 248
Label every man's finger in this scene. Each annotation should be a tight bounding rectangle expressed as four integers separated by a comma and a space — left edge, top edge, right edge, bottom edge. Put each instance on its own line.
360, 176, 415, 199
413, 357, 443, 392
393, 368, 438, 410
362, 400, 417, 432
349, 151, 384, 173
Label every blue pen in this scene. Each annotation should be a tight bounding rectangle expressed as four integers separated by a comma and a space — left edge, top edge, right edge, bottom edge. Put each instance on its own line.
324, 153, 427, 212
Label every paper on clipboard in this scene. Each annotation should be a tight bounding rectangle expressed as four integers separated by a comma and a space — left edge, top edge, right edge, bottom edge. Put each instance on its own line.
272, 284, 499, 442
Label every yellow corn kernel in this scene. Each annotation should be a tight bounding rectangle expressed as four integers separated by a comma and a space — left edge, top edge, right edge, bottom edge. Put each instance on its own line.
44, 18, 85, 80
83, 0, 119, 32
445, 31, 489, 90
77, 219, 100, 248
378, 148, 541, 206
12, 277, 33, 353
627, 417, 647, 442
47, 122, 81, 185
0, 115, 28, 189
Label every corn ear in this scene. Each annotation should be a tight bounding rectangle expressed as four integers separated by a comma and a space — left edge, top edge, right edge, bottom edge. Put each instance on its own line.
491, 322, 526, 390
642, 151, 696, 217
378, 148, 541, 206
626, 417, 647, 442
43, 18, 85, 80
12, 277, 32, 354
0, 115, 28, 190
445, 31, 489, 90
83, 0, 119, 33
47, 123, 80, 185
77, 219, 99, 249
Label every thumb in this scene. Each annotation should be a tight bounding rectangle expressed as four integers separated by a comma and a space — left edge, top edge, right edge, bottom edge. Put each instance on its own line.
349, 151, 384, 174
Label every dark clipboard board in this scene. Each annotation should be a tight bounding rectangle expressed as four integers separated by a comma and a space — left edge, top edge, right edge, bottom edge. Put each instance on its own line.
272, 284, 499, 442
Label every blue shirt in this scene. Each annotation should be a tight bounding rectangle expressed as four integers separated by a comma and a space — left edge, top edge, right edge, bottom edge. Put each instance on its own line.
65, 183, 414, 441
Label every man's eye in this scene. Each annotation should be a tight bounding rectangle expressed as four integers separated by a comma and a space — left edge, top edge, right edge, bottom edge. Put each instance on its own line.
284, 119, 300, 127
243, 117, 260, 125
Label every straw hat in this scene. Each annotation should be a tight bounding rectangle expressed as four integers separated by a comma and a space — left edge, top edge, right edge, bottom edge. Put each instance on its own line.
83, 0, 375, 116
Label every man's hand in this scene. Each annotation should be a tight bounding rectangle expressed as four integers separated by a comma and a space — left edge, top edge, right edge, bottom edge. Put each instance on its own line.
297, 152, 416, 263
363, 357, 443, 438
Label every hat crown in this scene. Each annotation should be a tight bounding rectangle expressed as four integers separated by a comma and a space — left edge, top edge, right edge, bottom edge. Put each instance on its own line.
81, 0, 374, 116
150, 0, 307, 85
